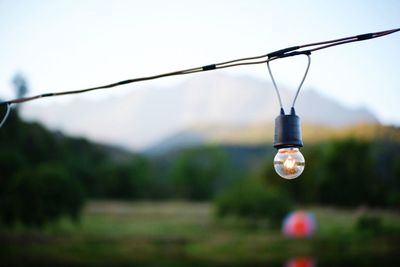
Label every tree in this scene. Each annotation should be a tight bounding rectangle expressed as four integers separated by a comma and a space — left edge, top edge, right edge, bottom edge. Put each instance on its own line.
12, 73, 29, 99
95, 156, 149, 199
215, 178, 292, 227
1, 164, 84, 227
317, 139, 372, 206
170, 146, 227, 200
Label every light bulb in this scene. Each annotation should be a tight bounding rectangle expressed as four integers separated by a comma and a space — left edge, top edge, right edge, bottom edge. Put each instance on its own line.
274, 147, 305, 179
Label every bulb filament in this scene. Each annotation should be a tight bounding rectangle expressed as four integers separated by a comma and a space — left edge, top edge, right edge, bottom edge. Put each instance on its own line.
283, 156, 297, 174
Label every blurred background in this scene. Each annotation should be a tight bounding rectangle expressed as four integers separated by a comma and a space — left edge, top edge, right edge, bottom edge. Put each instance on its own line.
1, 0, 400, 266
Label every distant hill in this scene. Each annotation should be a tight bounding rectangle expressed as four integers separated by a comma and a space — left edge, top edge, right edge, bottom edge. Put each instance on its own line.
146, 123, 400, 156
0, 109, 133, 165
21, 73, 378, 152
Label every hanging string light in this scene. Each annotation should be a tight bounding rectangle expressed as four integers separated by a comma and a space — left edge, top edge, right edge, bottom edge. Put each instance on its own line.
0, 28, 399, 179
268, 53, 311, 179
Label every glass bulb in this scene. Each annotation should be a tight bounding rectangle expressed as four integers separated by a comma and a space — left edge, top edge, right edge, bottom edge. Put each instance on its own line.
274, 147, 305, 179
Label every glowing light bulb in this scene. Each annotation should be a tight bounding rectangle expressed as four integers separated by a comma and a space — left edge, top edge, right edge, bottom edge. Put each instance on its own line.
274, 147, 305, 179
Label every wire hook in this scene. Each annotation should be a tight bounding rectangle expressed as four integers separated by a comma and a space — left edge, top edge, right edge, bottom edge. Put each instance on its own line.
266, 54, 311, 113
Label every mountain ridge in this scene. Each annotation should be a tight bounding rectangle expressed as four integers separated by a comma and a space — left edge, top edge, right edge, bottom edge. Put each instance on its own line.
145, 122, 400, 156
21, 73, 378, 152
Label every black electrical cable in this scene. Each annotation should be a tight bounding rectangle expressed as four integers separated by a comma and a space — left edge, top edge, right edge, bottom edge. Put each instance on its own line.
0, 28, 399, 109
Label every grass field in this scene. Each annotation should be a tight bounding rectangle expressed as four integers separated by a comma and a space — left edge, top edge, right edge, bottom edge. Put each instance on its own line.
1, 201, 400, 266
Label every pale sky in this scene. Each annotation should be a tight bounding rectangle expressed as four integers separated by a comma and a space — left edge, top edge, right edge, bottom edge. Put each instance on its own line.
1, 0, 399, 125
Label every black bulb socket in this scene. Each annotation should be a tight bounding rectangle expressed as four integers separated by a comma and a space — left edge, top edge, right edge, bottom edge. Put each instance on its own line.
273, 108, 303, 149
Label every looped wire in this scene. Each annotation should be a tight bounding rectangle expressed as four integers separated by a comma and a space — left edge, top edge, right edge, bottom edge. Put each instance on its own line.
266, 54, 311, 112
0, 103, 12, 128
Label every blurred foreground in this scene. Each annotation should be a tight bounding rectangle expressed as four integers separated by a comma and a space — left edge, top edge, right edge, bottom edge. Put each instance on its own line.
1, 201, 400, 267
2, 87, 400, 266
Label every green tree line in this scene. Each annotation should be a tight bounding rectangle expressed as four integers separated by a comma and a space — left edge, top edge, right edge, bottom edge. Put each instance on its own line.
0, 108, 233, 227
1, 104, 400, 227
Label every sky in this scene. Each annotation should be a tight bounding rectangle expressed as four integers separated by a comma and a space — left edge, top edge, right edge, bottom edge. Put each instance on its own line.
1, 0, 400, 125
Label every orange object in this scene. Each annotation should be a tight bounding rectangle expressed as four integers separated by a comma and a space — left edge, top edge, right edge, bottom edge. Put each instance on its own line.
286, 257, 316, 267
282, 211, 316, 237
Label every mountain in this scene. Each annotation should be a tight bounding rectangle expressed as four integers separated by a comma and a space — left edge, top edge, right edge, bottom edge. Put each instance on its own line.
21, 73, 378, 152
146, 123, 400, 156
